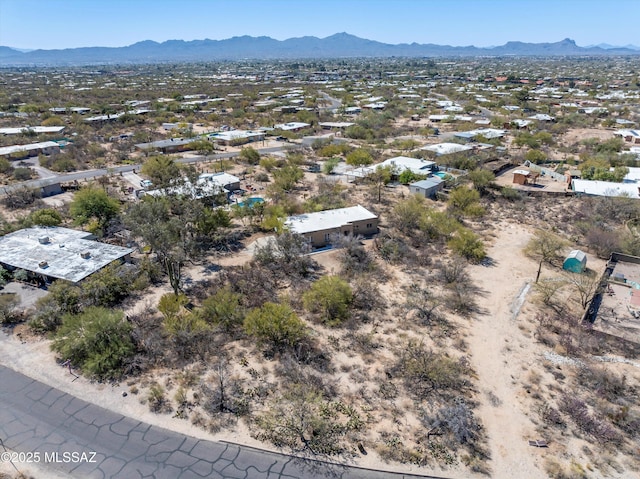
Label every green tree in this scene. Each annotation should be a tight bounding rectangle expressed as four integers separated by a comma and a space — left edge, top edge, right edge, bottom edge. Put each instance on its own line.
244, 302, 307, 348
127, 196, 230, 295
239, 146, 261, 165
70, 187, 120, 232
157, 292, 189, 321
525, 149, 546, 164
525, 229, 567, 283
189, 139, 215, 155
199, 287, 245, 332
467, 169, 495, 194
322, 157, 341, 175
141, 155, 181, 187
28, 208, 63, 227
345, 149, 373, 167
368, 165, 393, 203
52, 307, 135, 380
271, 164, 304, 192
397, 169, 426, 185
448, 228, 486, 262
448, 187, 485, 217
80, 263, 135, 307
303, 276, 352, 325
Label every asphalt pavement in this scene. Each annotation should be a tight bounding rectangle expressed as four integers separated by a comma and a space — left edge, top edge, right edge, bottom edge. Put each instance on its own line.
0, 145, 297, 196
0, 365, 443, 479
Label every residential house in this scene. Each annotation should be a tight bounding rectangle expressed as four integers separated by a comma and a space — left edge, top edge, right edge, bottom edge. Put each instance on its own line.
285, 205, 378, 248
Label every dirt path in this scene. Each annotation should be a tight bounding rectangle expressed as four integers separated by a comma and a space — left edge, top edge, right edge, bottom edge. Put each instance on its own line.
466, 223, 547, 479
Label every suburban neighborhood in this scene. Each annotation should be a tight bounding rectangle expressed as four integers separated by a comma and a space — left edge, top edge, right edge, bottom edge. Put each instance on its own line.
1, 10, 640, 479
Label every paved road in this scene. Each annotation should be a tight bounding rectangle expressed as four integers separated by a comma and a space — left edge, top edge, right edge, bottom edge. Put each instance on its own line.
0, 366, 443, 479
0, 145, 298, 196
318, 91, 342, 112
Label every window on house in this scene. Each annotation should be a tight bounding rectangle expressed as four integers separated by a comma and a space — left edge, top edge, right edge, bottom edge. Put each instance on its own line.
366, 223, 372, 228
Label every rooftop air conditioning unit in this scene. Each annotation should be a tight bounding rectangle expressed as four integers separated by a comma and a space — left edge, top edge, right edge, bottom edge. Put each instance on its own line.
38, 236, 50, 244
38, 261, 48, 268
80, 251, 91, 259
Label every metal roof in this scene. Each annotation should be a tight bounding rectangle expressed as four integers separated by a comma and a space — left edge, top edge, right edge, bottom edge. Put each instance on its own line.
0, 227, 133, 283
411, 177, 444, 189
566, 250, 587, 262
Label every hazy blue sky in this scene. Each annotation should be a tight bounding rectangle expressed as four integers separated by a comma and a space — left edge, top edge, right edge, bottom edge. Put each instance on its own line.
1, 0, 638, 50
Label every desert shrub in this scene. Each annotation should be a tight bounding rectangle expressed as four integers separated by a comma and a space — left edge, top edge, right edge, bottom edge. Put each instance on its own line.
222, 265, 280, 309
374, 232, 409, 263
584, 226, 621, 259
394, 342, 471, 399
147, 382, 171, 413
404, 283, 444, 326
52, 307, 135, 380
575, 366, 628, 403
2, 187, 42, 209
448, 228, 486, 263
253, 232, 317, 279
559, 394, 622, 445
303, 275, 352, 326
28, 208, 63, 226
199, 286, 245, 332
254, 384, 362, 456
335, 234, 375, 276
0, 293, 19, 324
201, 360, 249, 416
501, 186, 523, 201
12, 167, 33, 181
428, 397, 482, 446
244, 302, 307, 349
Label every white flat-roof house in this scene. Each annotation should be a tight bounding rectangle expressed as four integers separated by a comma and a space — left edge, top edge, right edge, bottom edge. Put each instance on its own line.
378, 156, 436, 176
210, 130, 265, 146
143, 172, 240, 201
0, 126, 65, 135
0, 141, 60, 160
572, 179, 640, 198
421, 143, 473, 156
0, 227, 134, 283
285, 205, 378, 248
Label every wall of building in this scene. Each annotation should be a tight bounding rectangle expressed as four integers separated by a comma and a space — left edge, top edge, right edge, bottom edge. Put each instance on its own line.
302, 218, 379, 248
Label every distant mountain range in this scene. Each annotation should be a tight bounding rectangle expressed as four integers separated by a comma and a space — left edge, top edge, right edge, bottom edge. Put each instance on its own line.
1, 34, 639, 66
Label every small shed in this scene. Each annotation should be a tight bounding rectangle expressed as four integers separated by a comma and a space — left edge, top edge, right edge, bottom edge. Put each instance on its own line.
409, 177, 444, 199
563, 250, 587, 273
513, 169, 530, 185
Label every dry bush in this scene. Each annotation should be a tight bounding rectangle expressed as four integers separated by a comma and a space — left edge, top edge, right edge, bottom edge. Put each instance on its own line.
274, 354, 339, 399
559, 394, 622, 445
392, 342, 472, 400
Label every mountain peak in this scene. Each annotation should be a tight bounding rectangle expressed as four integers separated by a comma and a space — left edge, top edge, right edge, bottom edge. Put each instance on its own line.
2, 34, 639, 66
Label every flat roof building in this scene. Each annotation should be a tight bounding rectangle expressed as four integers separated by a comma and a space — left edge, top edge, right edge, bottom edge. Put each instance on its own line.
421, 143, 473, 156
285, 205, 378, 248
0, 141, 60, 159
572, 179, 640, 198
134, 137, 199, 154
0, 126, 65, 135
143, 172, 240, 201
209, 130, 265, 146
378, 156, 436, 176
0, 227, 134, 283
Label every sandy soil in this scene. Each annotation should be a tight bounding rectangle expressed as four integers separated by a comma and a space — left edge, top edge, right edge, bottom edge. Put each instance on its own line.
466, 223, 547, 478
